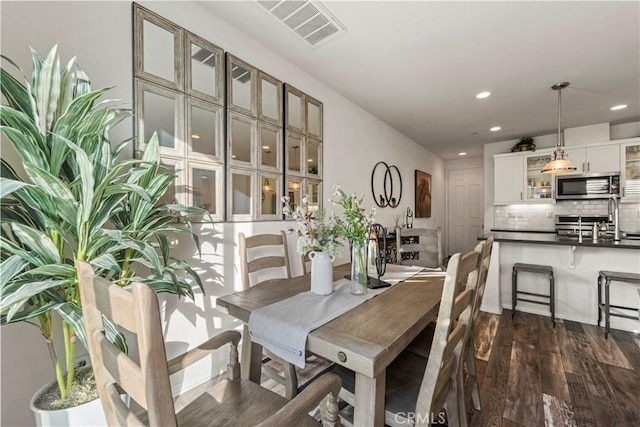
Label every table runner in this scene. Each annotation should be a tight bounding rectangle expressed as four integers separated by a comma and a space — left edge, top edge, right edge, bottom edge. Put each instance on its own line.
248, 264, 437, 368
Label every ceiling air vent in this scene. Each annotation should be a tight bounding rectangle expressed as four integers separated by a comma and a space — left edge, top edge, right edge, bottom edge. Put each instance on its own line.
254, 0, 346, 47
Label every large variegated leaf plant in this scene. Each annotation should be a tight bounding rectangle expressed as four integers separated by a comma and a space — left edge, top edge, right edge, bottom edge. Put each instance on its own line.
0, 46, 207, 401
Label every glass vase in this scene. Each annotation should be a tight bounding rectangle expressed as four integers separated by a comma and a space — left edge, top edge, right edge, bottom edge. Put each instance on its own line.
350, 238, 368, 295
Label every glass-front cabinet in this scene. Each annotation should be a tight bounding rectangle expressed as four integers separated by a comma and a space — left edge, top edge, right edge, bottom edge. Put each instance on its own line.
523, 151, 555, 203
621, 138, 640, 202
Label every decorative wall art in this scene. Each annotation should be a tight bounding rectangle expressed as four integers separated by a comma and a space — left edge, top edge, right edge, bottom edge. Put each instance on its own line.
370, 161, 402, 208
415, 170, 432, 218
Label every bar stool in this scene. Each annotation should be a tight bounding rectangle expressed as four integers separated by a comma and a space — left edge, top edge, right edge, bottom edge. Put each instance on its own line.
512, 263, 555, 326
597, 270, 640, 338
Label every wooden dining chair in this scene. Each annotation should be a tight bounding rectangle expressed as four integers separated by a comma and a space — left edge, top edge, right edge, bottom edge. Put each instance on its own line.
463, 236, 494, 415
77, 261, 342, 427
395, 227, 444, 270
238, 231, 301, 398
333, 249, 480, 427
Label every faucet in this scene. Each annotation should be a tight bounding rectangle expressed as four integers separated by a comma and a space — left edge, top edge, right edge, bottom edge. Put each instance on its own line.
607, 197, 621, 242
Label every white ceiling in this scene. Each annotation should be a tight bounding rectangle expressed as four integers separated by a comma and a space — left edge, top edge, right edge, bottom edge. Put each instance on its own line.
201, 1, 640, 159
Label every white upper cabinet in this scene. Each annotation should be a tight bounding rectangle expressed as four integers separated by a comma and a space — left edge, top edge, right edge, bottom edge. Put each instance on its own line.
564, 143, 620, 174
620, 137, 640, 202
494, 149, 556, 205
494, 155, 523, 204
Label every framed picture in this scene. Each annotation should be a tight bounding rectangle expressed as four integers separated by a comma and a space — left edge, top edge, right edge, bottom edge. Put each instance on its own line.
415, 170, 431, 218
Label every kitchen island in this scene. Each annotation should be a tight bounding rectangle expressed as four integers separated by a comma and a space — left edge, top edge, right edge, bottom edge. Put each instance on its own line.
479, 231, 640, 332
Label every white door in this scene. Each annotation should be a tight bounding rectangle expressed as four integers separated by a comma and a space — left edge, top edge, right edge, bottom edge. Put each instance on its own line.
448, 168, 484, 256
586, 145, 620, 173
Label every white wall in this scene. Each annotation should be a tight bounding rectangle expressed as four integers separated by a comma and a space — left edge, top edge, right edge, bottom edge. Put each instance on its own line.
0, 2, 446, 424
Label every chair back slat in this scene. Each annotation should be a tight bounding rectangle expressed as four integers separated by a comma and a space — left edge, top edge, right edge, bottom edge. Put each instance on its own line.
396, 227, 443, 269
91, 277, 137, 332
248, 256, 287, 273
77, 261, 177, 427
413, 248, 480, 426
105, 383, 145, 427
239, 232, 291, 290
95, 333, 147, 408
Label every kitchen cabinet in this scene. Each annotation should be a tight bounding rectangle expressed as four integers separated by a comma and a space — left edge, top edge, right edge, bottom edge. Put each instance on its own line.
620, 137, 640, 202
494, 150, 555, 205
494, 155, 523, 204
523, 152, 554, 202
564, 143, 620, 174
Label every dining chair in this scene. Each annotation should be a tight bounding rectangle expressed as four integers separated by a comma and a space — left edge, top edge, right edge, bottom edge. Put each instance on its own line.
333, 249, 480, 427
395, 227, 444, 270
463, 236, 494, 414
76, 261, 342, 427
239, 231, 301, 398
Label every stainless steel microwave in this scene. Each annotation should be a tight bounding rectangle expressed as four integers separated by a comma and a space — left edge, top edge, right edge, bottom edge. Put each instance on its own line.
555, 172, 620, 200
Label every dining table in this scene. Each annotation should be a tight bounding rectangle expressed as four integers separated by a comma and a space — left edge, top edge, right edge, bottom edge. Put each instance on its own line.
216, 263, 445, 427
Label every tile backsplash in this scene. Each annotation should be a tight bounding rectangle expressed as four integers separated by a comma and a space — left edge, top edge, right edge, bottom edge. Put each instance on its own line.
494, 200, 640, 232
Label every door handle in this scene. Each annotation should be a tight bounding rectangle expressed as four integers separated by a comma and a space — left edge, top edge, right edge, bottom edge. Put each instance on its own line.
587, 162, 590, 172
582, 162, 585, 172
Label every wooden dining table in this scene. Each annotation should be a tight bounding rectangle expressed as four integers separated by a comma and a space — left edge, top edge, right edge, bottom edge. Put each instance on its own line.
217, 263, 444, 427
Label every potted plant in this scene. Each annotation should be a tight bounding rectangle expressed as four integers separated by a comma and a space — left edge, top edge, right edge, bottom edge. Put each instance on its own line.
0, 46, 207, 425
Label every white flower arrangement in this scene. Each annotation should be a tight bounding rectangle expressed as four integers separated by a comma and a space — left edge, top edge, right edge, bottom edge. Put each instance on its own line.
331, 186, 376, 242
282, 195, 343, 257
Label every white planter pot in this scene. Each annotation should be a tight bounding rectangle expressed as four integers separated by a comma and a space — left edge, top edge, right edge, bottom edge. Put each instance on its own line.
309, 251, 335, 295
30, 380, 109, 427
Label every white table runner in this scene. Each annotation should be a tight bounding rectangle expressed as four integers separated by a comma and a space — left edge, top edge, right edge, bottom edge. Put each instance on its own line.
248, 264, 436, 368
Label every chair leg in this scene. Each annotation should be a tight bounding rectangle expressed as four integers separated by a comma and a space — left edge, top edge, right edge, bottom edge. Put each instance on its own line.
447, 367, 464, 427
550, 273, 555, 327
605, 278, 611, 339
284, 362, 299, 400
512, 270, 517, 318
465, 342, 481, 411
597, 274, 602, 327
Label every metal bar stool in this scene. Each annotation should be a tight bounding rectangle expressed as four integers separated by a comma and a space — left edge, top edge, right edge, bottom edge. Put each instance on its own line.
512, 263, 555, 326
597, 270, 640, 338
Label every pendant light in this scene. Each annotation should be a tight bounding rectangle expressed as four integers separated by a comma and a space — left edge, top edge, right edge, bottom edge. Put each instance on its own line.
542, 82, 577, 174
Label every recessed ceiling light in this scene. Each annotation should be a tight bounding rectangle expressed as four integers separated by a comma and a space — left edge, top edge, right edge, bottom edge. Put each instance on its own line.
262, 145, 270, 149
476, 91, 491, 99
458, 152, 467, 156
611, 104, 627, 111
490, 126, 501, 132
192, 134, 200, 139
232, 155, 236, 159
307, 158, 313, 162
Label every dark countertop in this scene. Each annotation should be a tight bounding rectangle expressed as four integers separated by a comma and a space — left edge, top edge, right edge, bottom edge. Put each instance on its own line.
490, 228, 556, 234
479, 232, 640, 250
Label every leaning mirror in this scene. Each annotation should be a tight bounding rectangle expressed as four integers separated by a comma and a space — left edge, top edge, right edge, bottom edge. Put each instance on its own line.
188, 161, 223, 221
259, 122, 282, 171
187, 98, 223, 162
229, 169, 254, 221
229, 112, 256, 166
259, 174, 281, 219
286, 131, 304, 175
259, 71, 282, 125
285, 84, 305, 133
186, 32, 224, 104
227, 54, 257, 116
136, 80, 184, 158
306, 96, 323, 140
134, 5, 183, 90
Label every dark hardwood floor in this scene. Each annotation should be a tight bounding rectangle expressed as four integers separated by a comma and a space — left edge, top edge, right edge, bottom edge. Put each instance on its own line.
261, 309, 640, 427
471, 310, 640, 427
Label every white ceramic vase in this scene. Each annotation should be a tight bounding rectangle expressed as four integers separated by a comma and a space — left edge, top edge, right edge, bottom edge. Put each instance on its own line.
309, 251, 335, 295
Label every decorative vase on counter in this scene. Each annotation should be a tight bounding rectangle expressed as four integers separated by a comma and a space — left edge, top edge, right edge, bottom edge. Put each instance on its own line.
350, 239, 369, 295
309, 251, 335, 295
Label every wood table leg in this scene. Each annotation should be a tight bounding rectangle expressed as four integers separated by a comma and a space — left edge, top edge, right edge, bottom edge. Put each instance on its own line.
354, 371, 385, 427
241, 324, 263, 384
